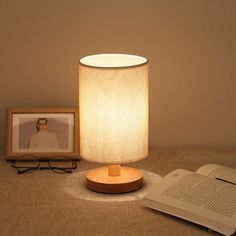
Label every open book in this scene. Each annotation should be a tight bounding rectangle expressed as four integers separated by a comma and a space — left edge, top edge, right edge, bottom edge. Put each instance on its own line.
142, 164, 236, 236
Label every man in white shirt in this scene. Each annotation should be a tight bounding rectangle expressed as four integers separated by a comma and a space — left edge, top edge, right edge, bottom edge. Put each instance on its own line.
29, 118, 59, 149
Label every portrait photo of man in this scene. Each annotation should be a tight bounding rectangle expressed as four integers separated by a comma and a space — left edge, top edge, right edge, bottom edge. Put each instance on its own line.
10, 112, 75, 154
29, 118, 59, 149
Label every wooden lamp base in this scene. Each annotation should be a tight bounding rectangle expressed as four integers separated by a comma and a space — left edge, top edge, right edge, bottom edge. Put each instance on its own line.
86, 165, 143, 193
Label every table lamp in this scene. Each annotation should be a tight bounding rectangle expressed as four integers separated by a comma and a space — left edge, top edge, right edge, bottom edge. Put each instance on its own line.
79, 53, 148, 193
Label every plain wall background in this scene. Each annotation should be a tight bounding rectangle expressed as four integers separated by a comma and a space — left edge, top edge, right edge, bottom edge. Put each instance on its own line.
0, 0, 236, 149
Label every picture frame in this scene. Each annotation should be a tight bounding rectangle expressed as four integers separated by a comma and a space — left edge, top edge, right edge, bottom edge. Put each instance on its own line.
6, 107, 79, 160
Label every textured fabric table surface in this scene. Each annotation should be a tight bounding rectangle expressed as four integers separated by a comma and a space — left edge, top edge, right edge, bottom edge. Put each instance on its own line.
0, 149, 235, 236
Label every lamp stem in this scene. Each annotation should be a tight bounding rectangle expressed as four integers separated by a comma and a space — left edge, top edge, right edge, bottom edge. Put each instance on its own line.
108, 165, 121, 176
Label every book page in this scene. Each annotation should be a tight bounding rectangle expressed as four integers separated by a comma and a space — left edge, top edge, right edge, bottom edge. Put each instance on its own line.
196, 164, 236, 185
143, 169, 236, 235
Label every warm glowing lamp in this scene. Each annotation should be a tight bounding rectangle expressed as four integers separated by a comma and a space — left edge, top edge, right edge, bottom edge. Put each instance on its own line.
79, 54, 148, 193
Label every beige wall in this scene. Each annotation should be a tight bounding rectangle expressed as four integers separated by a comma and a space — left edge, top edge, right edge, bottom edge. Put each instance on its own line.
0, 0, 236, 149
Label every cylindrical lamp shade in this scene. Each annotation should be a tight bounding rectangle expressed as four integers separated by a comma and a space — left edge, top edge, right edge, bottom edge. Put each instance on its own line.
79, 54, 148, 164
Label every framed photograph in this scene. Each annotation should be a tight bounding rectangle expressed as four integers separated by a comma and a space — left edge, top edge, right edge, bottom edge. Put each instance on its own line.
6, 108, 79, 160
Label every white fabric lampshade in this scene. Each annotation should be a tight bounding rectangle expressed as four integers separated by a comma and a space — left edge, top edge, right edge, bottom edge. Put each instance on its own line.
79, 54, 148, 164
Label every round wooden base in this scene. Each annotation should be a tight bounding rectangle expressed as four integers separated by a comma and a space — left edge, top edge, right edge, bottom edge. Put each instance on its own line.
86, 166, 144, 193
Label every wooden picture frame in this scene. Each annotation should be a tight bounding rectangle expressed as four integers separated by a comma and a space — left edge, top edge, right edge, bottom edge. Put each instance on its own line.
6, 107, 79, 160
